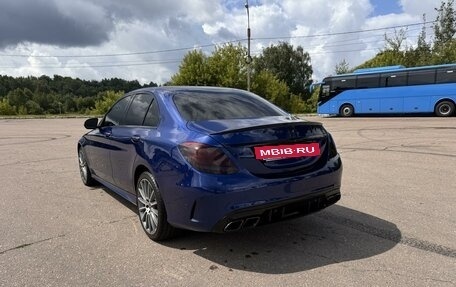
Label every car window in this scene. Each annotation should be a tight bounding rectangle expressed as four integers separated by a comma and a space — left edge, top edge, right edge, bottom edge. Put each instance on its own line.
173, 91, 285, 121
104, 95, 132, 126
143, 99, 160, 127
123, 94, 153, 126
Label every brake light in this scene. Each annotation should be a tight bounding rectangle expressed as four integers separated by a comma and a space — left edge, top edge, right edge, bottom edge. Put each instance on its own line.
178, 142, 238, 174
328, 135, 338, 158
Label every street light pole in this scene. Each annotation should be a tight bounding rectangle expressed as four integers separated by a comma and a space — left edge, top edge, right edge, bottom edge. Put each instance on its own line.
245, 0, 252, 91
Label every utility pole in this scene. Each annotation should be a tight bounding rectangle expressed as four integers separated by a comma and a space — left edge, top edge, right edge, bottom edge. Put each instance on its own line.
245, 0, 252, 91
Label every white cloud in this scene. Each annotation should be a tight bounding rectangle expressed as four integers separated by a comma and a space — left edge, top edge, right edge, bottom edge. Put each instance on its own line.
400, 0, 439, 18
0, 0, 444, 85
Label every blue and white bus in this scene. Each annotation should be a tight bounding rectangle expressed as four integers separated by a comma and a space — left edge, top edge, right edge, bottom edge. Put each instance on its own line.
317, 64, 456, 117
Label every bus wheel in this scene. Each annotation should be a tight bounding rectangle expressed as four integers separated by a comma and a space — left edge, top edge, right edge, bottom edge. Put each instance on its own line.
435, 101, 455, 117
340, 104, 354, 117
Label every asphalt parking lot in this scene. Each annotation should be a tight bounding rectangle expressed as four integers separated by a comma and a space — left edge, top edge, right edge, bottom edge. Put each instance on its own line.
0, 117, 455, 287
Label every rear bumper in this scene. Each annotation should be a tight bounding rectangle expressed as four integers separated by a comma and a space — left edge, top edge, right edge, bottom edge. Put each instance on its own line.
211, 186, 340, 233
164, 155, 342, 232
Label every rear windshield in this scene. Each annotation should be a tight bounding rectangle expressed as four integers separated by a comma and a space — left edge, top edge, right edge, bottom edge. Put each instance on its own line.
173, 91, 285, 121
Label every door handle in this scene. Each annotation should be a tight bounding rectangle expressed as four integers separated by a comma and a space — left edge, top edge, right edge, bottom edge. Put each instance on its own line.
104, 131, 112, 137
131, 135, 141, 143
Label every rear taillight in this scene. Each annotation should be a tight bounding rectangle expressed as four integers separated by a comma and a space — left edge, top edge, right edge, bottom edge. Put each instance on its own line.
328, 135, 338, 158
178, 142, 238, 174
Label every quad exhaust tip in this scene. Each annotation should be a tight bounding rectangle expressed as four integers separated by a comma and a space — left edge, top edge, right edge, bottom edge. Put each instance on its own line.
224, 220, 243, 232
243, 217, 260, 228
224, 217, 260, 232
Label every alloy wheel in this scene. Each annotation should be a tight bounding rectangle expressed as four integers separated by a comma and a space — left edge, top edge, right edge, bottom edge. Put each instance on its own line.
78, 150, 88, 182
137, 178, 159, 235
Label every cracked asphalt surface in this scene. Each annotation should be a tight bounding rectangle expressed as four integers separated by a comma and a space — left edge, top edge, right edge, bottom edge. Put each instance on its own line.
0, 117, 455, 287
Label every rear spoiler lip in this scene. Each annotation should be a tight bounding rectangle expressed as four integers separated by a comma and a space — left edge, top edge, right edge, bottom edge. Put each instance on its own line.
209, 121, 324, 136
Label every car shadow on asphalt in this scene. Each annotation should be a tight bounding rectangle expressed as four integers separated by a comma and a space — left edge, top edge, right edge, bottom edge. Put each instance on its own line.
99, 186, 401, 274
162, 205, 401, 274
97, 186, 138, 214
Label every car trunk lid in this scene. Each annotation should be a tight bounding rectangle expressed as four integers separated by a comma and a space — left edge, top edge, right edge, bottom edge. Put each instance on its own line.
187, 117, 330, 178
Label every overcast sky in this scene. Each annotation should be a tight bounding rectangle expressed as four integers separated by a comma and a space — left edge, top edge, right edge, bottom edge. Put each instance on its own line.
0, 0, 442, 85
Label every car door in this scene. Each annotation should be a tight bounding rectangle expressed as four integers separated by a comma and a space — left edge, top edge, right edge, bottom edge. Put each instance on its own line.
109, 93, 157, 193
85, 95, 133, 183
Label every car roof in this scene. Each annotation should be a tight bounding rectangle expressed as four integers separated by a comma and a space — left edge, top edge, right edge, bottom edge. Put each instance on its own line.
129, 86, 246, 96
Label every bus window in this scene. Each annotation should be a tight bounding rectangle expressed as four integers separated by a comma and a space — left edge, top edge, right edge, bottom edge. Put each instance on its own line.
356, 74, 380, 88
436, 68, 456, 83
333, 76, 356, 90
408, 69, 436, 85
381, 72, 407, 87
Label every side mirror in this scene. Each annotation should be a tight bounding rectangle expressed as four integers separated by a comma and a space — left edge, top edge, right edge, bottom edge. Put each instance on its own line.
309, 82, 322, 93
84, 118, 99, 130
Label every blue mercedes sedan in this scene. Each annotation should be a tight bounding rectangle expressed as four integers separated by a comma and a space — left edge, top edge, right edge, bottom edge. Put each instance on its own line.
78, 86, 342, 241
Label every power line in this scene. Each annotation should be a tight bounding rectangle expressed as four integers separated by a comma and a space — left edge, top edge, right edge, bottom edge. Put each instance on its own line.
0, 21, 434, 70
0, 41, 236, 58
0, 60, 181, 69
252, 20, 436, 41
0, 21, 434, 59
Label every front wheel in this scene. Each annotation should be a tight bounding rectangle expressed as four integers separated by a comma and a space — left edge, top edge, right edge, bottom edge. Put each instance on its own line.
435, 101, 455, 117
136, 172, 176, 241
78, 148, 97, 186
339, 104, 354, 117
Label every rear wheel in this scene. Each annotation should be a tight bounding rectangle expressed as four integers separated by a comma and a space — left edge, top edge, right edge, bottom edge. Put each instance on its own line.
136, 172, 176, 241
435, 101, 455, 117
339, 104, 354, 117
78, 148, 97, 186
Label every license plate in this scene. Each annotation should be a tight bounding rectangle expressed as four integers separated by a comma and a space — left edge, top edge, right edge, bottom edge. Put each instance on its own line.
254, 143, 320, 160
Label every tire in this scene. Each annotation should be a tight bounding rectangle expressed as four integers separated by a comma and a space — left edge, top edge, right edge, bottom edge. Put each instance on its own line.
339, 104, 354, 117
435, 101, 455, 117
136, 172, 176, 241
78, 148, 97, 186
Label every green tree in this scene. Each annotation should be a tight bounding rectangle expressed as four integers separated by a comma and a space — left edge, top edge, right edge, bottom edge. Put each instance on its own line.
91, 90, 123, 115
432, 40, 456, 64
0, 98, 16, 115
171, 43, 310, 113
403, 15, 432, 67
76, 97, 96, 114
433, 0, 456, 47
62, 94, 77, 113
0, 74, 153, 115
254, 42, 313, 98
288, 94, 307, 114
335, 59, 351, 75
171, 50, 210, 85
206, 44, 247, 89
17, 105, 27, 115
25, 100, 43, 115
384, 28, 408, 51
171, 44, 248, 89
33, 92, 53, 112
417, 15, 431, 52
355, 50, 405, 69
303, 87, 319, 114
432, 0, 456, 63
7, 88, 30, 109
251, 70, 290, 110
34, 79, 51, 95
356, 1, 456, 69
